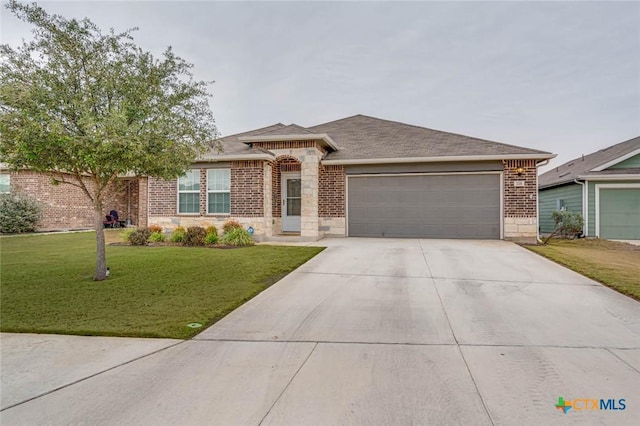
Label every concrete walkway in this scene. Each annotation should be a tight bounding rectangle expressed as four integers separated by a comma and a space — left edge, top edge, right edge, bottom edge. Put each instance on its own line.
1, 239, 639, 425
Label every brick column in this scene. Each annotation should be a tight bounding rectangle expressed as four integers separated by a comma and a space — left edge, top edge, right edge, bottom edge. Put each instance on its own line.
137, 177, 149, 228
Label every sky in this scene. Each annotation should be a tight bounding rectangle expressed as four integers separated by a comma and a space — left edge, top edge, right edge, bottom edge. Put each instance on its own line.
1, 1, 639, 172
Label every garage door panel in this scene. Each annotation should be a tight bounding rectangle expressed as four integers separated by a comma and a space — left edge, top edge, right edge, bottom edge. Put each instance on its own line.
599, 188, 640, 240
348, 174, 500, 239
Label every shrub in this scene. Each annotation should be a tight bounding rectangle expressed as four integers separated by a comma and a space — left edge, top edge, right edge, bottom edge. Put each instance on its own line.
219, 227, 254, 246
148, 224, 163, 234
184, 226, 206, 246
149, 231, 166, 242
120, 228, 135, 242
223, 219, 242, 234
204, 233, 219, 245
205, 225, 218, 237
0, 193, 42, 233
544, 210, 584, 244
170, 226, 186, 243
128, 227, 151, 245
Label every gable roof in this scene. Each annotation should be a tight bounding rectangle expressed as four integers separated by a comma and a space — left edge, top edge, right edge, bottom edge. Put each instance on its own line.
539, 136, 640, 188
312, 115, 551, 162
205, 114, 554, 164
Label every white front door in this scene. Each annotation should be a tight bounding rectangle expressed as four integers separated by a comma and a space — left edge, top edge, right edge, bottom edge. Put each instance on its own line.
282, 173, 301, 232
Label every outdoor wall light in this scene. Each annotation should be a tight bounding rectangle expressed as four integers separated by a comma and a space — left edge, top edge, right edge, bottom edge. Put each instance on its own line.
516, 166, 525, 176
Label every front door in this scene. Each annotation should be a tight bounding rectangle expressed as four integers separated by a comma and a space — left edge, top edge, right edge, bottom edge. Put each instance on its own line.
282, 173, 301, 232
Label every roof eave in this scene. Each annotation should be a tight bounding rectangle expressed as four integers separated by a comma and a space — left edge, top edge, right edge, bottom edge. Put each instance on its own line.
576, 173, 640, 181
322, 153, 555, 166
198, 153, 275, 162
238, 133, 339, 151
591, 147, 640, 172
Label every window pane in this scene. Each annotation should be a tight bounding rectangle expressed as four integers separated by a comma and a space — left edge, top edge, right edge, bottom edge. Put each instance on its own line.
179, 170, 200, 191
208, 192, 230, 214
287, 179, 301, 197
287, 198, 301, 216
0, 174, 9, 194
207, 169, 230, 191
179, 193, 199, 213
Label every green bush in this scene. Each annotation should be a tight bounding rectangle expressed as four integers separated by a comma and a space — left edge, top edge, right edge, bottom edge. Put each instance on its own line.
220, 227, 254, 247
120, 228, 135, 242
205, 225, 218, 237
0, 193, 42, 233
149, 231, 166, 242
204, 233, 218, 245
223, 219, 242, 234
170, 226, 186, 243
544, 210, 584, 243
184, 226, 206, 246
128, 227, 151, 246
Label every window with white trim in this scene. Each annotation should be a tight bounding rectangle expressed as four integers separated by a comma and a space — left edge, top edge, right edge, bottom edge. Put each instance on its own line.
178, 169, 200, 214
207, 169, 230, 214
0, 173, 9, 194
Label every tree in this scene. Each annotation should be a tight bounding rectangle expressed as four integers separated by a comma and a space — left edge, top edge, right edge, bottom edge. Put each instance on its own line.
0, 1, 219, 280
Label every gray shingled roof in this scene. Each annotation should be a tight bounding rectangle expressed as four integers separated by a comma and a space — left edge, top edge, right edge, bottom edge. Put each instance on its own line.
539, 136, 640, 188
207, 114, 553, 162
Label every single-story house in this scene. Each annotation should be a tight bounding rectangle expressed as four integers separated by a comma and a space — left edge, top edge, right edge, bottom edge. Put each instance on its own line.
2, 115, 555, 242
538, 136, 640, 240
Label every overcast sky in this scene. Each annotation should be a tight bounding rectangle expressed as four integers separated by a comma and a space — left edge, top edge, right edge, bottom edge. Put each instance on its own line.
2, 1, 639, 171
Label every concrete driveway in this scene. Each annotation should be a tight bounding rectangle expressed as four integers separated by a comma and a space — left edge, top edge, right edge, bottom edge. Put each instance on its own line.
2, 238, 639, 425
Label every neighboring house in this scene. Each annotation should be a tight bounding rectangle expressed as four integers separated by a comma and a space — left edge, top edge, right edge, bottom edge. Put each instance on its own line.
0, 166, 142, 231
146, 114, 553, 243
538, 136, 640, 240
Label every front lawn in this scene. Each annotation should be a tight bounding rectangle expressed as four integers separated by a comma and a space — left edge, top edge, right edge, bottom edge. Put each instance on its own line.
526, 239, 640, 301
0, 231, 323, 339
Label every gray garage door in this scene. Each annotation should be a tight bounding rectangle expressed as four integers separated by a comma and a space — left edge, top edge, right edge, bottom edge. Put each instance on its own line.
348, 174, 501, 239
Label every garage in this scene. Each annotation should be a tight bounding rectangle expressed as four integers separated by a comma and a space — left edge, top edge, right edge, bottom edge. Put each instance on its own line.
347, 173, 501, 239
598, 187, 640, 240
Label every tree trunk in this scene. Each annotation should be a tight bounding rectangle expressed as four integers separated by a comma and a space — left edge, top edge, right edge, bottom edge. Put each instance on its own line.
94, 204, 108, 281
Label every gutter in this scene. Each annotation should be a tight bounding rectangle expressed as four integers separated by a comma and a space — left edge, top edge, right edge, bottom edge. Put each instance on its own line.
323, 153, 556, 166
573, 179, 587, 237
197, 153, 275, 162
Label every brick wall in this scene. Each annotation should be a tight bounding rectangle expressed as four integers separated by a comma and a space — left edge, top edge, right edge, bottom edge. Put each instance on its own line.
231, 161, 264, 217
272, 157, 301, 218
319, 165, 345, 217
503, 159, 537, 217
253, 140, 320, 150
148, 177, 177, 216
9, 171, 138, 230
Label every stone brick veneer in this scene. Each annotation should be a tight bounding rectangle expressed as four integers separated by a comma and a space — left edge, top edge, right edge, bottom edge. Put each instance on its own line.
9, 170, 139, 230
503, 159, 537, 242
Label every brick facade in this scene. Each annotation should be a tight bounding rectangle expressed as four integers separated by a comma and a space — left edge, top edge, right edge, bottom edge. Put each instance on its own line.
503, 160, 537, 217
9, 170, 139, 230
148, 177, 177, 216
319, 165, 345, 217
231, 160, 264, 217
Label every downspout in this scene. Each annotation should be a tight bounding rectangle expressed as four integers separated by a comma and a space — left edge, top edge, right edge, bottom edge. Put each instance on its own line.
535, 159, 550, 244
573, 179, 586, 237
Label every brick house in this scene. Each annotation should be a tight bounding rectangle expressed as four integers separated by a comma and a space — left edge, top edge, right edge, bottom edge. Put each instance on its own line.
2, 115, 554, 242
148, 115, 553, 243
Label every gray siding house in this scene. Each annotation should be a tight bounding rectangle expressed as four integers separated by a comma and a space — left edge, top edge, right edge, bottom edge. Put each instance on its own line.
538, 136, 640, 239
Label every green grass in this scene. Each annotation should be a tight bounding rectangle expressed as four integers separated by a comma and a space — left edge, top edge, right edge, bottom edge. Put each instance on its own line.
526, 238, 640, 301
0, 231, 323, 339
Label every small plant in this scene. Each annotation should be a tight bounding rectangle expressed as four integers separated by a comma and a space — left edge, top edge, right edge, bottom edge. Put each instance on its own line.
204, 233, 219, 245
184, 226, 206, 246
120, 228, 135, 242
128, 227, 151, 246
148, 224, 163, 234
170, 226, 186, 243
223, 219, 242, 234
219, 227, 254, 247
544, 210, 584, 244
149, 231, 166, 242
0, 193, 42, 233
205, 225, 218, 237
